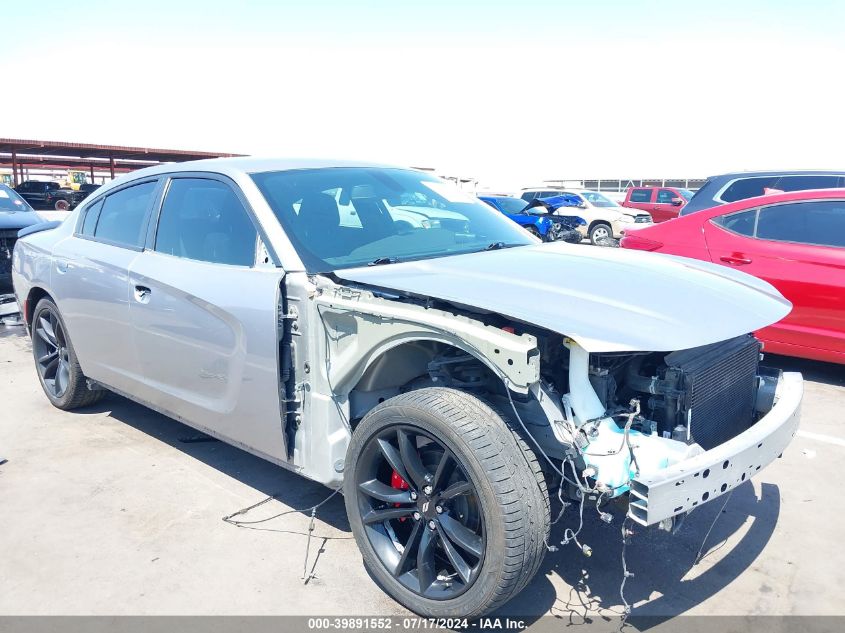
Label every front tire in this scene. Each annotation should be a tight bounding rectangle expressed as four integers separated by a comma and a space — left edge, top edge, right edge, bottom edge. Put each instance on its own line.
31, 298, 105, 410
345, 388, 549, 618
589, 222, 613, 245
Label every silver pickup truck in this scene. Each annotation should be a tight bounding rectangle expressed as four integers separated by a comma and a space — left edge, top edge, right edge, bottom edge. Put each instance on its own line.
11, 158, 801, 618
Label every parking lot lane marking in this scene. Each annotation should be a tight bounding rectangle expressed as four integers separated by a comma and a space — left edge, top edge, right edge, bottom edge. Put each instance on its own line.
797, 430, 845, 448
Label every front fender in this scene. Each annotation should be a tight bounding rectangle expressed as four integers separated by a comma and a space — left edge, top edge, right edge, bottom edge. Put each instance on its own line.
315, 286, 540, 396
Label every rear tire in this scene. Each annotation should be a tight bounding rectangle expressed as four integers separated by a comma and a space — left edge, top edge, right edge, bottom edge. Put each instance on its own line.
344, 387, 548, 618
31, 298, 105, 410
54, 199, 70, 211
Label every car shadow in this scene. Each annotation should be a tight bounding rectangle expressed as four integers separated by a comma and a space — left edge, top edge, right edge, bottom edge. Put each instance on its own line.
79, 393, 352, 535
494, 480, 780, 627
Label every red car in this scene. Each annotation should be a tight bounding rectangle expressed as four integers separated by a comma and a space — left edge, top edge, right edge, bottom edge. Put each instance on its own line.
622, 186, 694, 222
621, 189, 845, 364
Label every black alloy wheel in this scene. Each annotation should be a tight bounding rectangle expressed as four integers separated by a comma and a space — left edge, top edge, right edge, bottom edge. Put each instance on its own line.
31, 298, 105, 410
345, 388, 549, 618
354, 424, 485, 600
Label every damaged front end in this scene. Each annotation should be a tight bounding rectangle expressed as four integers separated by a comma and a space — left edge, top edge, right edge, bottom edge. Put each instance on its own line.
538, 336, 801, 529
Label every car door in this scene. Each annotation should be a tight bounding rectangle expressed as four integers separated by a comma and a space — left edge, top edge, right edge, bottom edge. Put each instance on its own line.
703, 200, 845, 358
127, 175, 287, 460
626, 188, 653, 212
652, 189, 682, 222
50, 179, 160, 394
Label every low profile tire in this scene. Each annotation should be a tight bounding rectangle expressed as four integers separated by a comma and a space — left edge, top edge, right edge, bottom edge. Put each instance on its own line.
589, 222, 613, 245
54, 199, 70, 211
31, 298, 105, 410
344, 387, 549, 618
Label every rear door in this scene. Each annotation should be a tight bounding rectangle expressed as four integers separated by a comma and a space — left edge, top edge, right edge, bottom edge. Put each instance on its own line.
51, 179, 160, 394
127, 175, 287, 460
704, 200, 845, 358
652, 189, 682, 222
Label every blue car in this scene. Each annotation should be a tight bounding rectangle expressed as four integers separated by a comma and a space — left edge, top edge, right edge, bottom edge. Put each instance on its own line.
478, 195, 585, 243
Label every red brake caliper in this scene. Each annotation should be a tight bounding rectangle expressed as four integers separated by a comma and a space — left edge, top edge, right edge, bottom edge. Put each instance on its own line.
391, 470, 410, 521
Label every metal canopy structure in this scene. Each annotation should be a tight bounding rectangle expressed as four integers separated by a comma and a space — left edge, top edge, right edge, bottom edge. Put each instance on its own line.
0, 137, 244, 185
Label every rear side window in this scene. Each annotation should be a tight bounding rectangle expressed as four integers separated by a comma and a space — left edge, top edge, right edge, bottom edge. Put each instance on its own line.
155, 178, 257, 266
721, 175, 843, 203
757, 201, 845, 248
629, 189, 652, 203
93, 181, 157, 248
713, 209, 757, 236
80, 199, 104, 235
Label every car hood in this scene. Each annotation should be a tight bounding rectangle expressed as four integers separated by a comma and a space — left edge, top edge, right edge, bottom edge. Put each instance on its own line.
335, 242, 791, 353
0, 209, 40, 231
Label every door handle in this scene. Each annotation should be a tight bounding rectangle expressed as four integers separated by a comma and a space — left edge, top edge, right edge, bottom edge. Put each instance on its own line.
133, 285, 152, 303
720, 255, 752, 265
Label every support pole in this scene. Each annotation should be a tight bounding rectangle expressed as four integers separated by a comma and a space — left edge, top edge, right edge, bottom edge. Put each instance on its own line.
109, 155, 115, 179
11, 151, 18, 187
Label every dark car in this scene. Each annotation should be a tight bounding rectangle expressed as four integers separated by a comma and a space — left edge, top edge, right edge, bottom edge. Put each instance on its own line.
680, 170, 845, 216
78, 183, 102, 200
0, 184, 40, 291
15, 180, 86, 211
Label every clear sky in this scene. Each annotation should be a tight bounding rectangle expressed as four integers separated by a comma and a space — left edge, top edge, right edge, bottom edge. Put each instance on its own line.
2, 1, 843, 189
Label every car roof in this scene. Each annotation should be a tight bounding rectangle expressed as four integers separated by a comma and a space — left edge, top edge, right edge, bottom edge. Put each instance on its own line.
698, 187, 845, 214
705, 169, 845, 179
122, 156, 399, 180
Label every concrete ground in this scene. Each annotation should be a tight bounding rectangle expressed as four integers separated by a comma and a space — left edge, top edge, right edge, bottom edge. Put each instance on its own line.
1, 324, 843, 620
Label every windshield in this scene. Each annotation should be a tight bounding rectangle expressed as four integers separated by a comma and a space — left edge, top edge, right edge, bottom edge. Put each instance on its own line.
488, 197, 528, 214
0, 185, 34, 212
252, 168, 535, 272
576, 191, 618, 207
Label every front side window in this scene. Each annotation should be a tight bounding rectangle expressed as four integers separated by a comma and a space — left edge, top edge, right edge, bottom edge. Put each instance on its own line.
757, 201, 845, 248
252, 168, 534, 272
489, 197, 528, 214
629, 189, 652, 203
155, 178, 257, 266
656, 189, 678, 204
712, 209, 757, 237
94, 181, 157, 248
579, 191, 617, 207
0, 185, 33, 212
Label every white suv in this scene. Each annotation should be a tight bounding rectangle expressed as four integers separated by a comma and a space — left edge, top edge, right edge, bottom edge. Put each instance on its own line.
520, 188, 652, 245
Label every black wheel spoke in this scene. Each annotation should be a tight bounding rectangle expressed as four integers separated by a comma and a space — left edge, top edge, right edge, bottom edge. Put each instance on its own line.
55, 360, 70, 396
362, 506, 415, 525
440, 480, 472, 500
359, 479, 412, 504
397, 429, 430, 489
356, 423, 486, 601
439, 513, 483, 558
394, 521, 423, 577
432, 451, 456, 490
36, 324, 56, 348
38, 350, 59, 365
377, 438, 412, 487
43, 356, 59, 379
437, 528, 472, 584
416, 527, 437, 594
